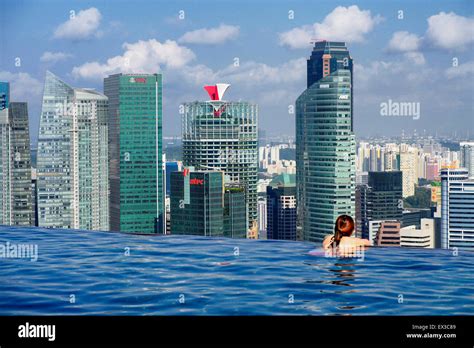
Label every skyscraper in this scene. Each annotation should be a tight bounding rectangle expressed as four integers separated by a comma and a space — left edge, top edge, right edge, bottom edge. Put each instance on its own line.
356, 171, 403, 239
9, 102, 33, 225
266, 174, 297, 240
170, 170, 224, 236
104, 74, 163, 234
182, 84, 258, 231
37, 71, 109, 230
307, 40, 354, 128
0, 82, 34, 226
0, 82, 11, 224
460, 142, 474, 178
165, 161, 180, 196
296, 41, 355, 242
223, 184, 247, 238
440, 168, 474, 250
400, 146, 417, 198
368, 171, 403, 220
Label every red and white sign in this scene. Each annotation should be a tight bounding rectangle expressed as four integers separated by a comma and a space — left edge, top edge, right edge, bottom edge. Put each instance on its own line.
190, 178, 204, 185
204, 83, 230, 101
129, 77, 147, 83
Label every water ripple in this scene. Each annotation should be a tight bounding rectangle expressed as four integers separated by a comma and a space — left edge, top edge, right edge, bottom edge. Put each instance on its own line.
0, 225, 473, 315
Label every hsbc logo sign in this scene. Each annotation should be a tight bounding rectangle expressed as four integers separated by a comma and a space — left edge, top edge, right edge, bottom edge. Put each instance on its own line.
190, 178, 204, 185
129, 77, 147, 83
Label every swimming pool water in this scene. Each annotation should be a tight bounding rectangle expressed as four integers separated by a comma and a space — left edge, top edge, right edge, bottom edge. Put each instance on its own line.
0, 225, 473, 315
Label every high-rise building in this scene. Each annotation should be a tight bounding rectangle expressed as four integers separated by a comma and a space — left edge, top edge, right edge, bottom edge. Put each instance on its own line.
0, 82, 36, 227
182, 84, 258, 230
0, 82, 11, 224
165, 161, 180, 196
460, 142, 474, 178
37, 72, 109, 230
296, 41, 355, 242
266, 174, 297, 240
368, 171, 403, 221
224, 185, 247, 238
170, 170, 224, 236
440, 168, 474, 250
400, 147, 417, 197
9, 102, 33, 225
355, 171, 403, 239
355, 184, 369, 238
425, 159, 439, 181
104, 73, 163, 234
170, 169, 247, 238
257, 196, 267, 238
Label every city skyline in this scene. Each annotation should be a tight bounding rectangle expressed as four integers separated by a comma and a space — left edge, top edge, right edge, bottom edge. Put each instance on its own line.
1, 0, 473, 145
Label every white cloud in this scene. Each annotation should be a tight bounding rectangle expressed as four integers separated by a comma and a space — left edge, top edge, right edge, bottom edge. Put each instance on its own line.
0, 71, 43, 101
53, 7, 102, 40
426, 12, 474, 50
445, 60, 474, 79
387, 31, 422, 52
72, 39, 196, 80
216, 58, 306, 86
404, 52, 425, 65
165, 58, 306, 89
279, 5, 383, 49
179, 24, 239, 44
40, 51, 73, 63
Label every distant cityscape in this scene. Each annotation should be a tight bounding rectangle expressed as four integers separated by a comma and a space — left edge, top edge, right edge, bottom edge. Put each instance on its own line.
0, 40, 473, 251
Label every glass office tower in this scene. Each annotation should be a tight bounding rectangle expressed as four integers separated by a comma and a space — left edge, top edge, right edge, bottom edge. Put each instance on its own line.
223, 185, 247, 238
296, 68, 355, 242
266, 174, 297, 241
0, 82, 33, 226
0, 82, 11, 224
104, 74, 163, 234
307, 41, 354, 129
441, 168, 474, 250
9, 102, 33, 225
170, 170, 224, 236
37, 71, 109, 230
356, 171, 403, 239
182, 85, 258, 231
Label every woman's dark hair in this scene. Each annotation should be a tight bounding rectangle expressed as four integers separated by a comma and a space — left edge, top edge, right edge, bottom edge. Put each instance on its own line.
332, 215, 355, 247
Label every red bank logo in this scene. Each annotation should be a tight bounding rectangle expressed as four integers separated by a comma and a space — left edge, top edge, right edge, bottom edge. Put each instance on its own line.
190, 178, 204, 185
204, 83, 230, 101
129, 77, 147, 83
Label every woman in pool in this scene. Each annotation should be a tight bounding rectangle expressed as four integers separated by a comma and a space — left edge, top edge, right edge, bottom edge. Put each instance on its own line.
322, 215, 371, 256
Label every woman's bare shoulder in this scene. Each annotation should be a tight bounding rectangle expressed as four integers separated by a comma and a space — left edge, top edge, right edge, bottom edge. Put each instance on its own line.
340, 236, 372, 246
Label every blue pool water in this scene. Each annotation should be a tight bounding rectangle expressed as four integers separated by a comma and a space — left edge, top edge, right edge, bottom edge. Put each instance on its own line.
0, 225, 473, 315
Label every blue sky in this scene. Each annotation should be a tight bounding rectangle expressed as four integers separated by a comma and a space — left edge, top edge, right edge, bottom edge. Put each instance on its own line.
1, 0, 473, 144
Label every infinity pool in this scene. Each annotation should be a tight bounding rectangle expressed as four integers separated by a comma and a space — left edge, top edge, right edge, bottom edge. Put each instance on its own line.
0, 225, 473, 315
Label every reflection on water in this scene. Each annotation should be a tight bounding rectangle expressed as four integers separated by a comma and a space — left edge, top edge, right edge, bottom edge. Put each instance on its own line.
0, 225, 473, 315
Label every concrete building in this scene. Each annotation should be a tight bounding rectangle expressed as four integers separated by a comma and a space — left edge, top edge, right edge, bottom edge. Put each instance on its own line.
375, 220, 401, 246
400, 218, 435, 248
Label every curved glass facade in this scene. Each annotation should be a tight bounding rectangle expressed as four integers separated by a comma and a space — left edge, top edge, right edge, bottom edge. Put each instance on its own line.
296, 70, 355, 242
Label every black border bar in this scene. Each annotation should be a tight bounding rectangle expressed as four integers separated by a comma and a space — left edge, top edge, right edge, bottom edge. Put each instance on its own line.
0, 316, 472, 346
